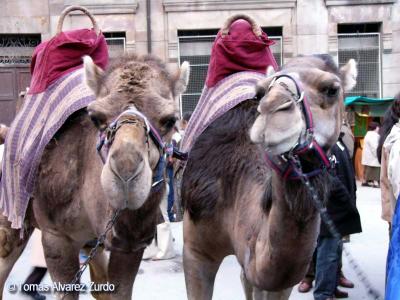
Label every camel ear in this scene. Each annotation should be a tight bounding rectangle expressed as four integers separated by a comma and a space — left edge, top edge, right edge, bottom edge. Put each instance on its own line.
174, 61, 190, 96
266, 65, 275, 77
255, 82, 267, 100
340, 59, 358, 92
83, 56, 104, 96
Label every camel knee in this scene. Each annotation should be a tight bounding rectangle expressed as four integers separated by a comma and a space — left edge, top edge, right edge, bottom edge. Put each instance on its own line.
0, 225, 25, 258
0, 230, 12, 258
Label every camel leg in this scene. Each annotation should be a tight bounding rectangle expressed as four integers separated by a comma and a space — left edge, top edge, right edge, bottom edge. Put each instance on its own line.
241, 270, 253, 300
82, 245, 110, 300
253, 286, 293, 300
42, 231, 81, 300
107, 249, 143, 300
0, 221, 33, 300
240, 271, 292, 300
183, 242, 223, 300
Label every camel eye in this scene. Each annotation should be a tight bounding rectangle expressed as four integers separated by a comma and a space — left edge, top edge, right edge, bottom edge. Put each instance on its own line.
322, 82, 340, 98
160, 116, 177, 131
326, 87, 339, 97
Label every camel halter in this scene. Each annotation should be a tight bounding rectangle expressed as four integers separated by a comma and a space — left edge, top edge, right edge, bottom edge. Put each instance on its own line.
264, 74, 333, 180
96, 107, 187, 191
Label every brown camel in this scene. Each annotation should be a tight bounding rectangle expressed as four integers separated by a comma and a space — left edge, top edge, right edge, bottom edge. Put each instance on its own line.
181, 54, 357, 300
0, 54, 189, 299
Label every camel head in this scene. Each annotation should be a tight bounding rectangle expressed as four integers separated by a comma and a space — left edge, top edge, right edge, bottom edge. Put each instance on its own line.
250, 54, 357, 157
83, 55, 189, 210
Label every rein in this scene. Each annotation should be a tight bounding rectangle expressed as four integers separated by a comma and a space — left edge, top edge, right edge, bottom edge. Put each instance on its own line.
264, 74, 333, 180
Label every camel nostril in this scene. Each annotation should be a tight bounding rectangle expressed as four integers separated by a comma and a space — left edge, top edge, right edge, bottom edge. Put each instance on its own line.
109, 148, 144, 182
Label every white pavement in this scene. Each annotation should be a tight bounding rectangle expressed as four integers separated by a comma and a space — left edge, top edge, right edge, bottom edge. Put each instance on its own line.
5, 183, 387, 299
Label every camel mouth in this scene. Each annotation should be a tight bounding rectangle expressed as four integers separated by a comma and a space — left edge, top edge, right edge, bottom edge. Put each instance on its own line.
101, 159, 153, 211
108, 158, 144, 183
264, 128, 303, 155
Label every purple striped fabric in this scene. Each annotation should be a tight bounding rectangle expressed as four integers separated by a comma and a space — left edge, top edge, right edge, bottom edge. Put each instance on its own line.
180, 71, 264, 155
0, 68, 95, 229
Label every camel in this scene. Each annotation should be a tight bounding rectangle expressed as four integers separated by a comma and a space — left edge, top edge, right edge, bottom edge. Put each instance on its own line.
0, 54, 189, 299
181, 54, 357, 300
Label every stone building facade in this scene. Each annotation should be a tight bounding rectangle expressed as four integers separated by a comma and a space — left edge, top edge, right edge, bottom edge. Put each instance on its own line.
0, 0, 399, 121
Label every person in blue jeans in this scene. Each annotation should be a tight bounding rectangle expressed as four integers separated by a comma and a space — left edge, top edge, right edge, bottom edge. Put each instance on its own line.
165, 141, 175, 221
313, 136, 362, 300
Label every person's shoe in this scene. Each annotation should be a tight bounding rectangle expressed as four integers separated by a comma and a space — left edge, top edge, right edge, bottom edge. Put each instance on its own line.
335, 288, 349, 298
342, 235, 350, 243
339, 274, 355, 288
297, 279, 312, 293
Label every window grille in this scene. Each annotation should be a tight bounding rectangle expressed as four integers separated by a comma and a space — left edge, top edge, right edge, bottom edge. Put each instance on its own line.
338, 33, 381, 98
178, 34, 283, 114
0, 34, 41, 64
104, 32, 126, 58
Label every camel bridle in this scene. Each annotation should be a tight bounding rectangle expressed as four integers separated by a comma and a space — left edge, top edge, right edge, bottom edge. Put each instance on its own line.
263, 74, 333, 180
97, 107, 164, 192
96, 106, 188, 191
264, 76, 382, 299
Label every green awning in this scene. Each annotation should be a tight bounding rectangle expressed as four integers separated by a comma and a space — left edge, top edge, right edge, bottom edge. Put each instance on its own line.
345, 96, 395, 117
344, 96, 395, 106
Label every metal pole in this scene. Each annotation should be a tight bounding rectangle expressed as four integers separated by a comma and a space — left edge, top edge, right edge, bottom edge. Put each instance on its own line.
146, 0, 152, 54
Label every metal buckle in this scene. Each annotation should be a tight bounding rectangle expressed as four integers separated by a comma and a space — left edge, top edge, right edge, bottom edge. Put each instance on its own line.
296, 91, 305, 103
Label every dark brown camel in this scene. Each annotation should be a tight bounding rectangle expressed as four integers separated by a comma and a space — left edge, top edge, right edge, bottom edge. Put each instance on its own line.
0, 54, 189, 299
182, 54, 357, 300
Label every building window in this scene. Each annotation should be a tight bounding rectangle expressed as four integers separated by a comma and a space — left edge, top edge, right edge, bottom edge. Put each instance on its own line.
338, 23, 382, 98
104, 32, 126, 58
0, 34, 41, 65
178, 27, 283, 114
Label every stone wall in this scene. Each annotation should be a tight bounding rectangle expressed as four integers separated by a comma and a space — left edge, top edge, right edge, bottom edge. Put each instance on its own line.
1, 0, 399, 96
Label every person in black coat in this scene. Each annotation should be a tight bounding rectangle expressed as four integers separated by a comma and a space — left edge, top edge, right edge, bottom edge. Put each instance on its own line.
320, 136, 362, 238
299, 134, 362, 300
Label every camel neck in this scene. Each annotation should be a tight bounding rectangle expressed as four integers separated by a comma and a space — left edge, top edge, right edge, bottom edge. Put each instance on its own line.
241, 173, 321, 290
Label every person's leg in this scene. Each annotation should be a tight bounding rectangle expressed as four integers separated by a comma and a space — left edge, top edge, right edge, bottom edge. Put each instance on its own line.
23, 267, 47, 285
338, 245, 354, 289
298, 249, 316, 293
314, 236, 341, 300
167, 166, 175, 221
22, 267, 47, 300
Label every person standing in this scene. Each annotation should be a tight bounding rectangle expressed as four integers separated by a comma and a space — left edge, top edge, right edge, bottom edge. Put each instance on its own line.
386, 123, 400, 298
22, 230, 47, 300
313, 136, 362, 300
378, 98, 400, 228
165, 140, 176, 222
362, 122, 381, 187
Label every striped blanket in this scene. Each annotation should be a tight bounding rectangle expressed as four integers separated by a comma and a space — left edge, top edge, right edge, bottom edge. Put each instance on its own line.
180, 71, 264, 155
0, 68, 95, 229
